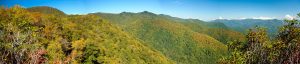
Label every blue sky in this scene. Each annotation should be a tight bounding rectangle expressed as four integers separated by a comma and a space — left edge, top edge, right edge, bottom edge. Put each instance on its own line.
1, 0, 300, 21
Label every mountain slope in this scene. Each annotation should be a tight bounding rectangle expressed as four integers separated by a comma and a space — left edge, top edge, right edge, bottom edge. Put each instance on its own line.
91, 11, 229, 64
163, 17, 246, 43
66, 15, 174, 64
0, 5, 174, 64
26, 6, 66, 15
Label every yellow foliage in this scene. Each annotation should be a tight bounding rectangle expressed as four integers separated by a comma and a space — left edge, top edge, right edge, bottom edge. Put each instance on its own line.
46, 37, 65, 64
71, 38, 85, 50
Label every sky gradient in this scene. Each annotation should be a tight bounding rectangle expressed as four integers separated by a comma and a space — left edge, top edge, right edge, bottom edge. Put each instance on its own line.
1, 0, 300, 21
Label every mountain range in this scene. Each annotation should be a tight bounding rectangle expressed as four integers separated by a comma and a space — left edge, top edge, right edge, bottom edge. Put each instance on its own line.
0, 5, 287, 64
212, 19, 284, 37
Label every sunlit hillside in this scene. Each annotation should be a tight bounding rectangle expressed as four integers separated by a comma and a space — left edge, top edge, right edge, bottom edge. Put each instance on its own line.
0, 6, 174, 64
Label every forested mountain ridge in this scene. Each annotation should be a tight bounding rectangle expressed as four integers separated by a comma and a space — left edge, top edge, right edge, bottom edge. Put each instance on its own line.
91, 11, 245, 64
171, 19, 245, 43
26, 6, 66, 15
0, 5, 174, 64
92, 11, 245, 43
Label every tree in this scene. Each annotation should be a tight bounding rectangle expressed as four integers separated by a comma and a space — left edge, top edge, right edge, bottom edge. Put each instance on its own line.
220, 13, 300, 64
275, 18, 300, 63
0, 5, 41, 64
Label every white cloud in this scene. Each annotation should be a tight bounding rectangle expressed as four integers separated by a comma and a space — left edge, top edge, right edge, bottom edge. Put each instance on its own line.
218, 17, 224, 19
285, 14, 294, 20
213, 16, 278, 20
236, 17, 247, 20
252, 16, 275, 20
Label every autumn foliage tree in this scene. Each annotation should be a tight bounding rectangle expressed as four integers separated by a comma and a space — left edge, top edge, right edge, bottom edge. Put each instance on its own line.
0, 5, 43, 64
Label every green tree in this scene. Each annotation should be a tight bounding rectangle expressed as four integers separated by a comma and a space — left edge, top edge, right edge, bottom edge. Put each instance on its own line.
220, 13, 300, 64
274, 17, 300, 63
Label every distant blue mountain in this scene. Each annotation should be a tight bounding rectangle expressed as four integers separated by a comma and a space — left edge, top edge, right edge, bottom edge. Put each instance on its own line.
212, 19, 284, 37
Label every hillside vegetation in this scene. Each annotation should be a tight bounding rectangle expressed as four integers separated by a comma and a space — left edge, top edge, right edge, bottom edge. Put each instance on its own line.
1, 5, 248, 64
0, 5, 174, 64
92, 11, 244, 64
